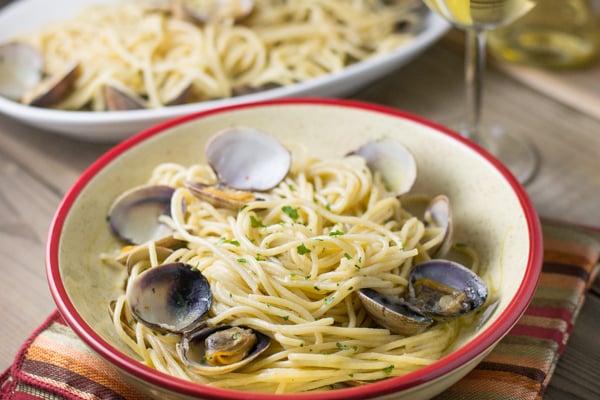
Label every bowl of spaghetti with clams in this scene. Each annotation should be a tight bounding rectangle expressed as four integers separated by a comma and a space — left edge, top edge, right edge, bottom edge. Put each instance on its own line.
46, 98, 543, 399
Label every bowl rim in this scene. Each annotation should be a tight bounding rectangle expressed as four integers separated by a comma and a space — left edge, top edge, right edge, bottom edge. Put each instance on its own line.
46, 98, 544, 400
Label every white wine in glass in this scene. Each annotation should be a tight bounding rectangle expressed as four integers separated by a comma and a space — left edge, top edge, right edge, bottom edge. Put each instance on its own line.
423, 0, 539, 184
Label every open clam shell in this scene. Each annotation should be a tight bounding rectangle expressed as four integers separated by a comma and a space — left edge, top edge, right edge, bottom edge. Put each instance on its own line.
103, 83, 146, 110
350, 138, 417, 196
0, 42, 43, 101
22, 62, 80, 107
425, 195, 453, 257
359, 260, 488, 334
107, 184, 176, 245
126, 262, 212, 334
358, 288, 433, 336
204, 126, 291, 191
178, 324, 271, 375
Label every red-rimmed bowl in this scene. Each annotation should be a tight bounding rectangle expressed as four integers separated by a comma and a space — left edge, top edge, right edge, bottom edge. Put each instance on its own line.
46, 98, 543, 400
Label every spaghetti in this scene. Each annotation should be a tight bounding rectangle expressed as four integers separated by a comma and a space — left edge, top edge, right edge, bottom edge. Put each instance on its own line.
16, 0, 423, 110
103, 144, 483, 393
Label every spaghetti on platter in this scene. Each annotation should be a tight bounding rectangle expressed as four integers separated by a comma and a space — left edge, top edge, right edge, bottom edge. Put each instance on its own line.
102, 142, 487, 393
15, 0, 423, 110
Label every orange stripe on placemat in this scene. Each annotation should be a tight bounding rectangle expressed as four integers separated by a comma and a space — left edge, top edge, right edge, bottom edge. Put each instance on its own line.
538, 273, 587, 292
436, 369, 543, 399
21, 330, 141, 399
543, 237, 599, 267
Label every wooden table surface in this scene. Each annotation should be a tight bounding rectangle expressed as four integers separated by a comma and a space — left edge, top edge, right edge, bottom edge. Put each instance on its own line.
1, 13, 600, 399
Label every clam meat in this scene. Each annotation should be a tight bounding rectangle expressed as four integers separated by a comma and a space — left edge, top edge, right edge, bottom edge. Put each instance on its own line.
178, 324, 271, 375
409, 260, 487, 317
127, 262, 212, 334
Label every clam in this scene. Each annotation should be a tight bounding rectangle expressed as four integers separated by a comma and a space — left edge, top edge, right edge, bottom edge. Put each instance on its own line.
358, 288, 433, 336
164, 83, 194, 106
0, 42, 43, 101
350, 138, 417, 196
127, 262, 212, 334
103, 83, 146, 111
409, 260, 487, 317
425, 195, 453, 257
107, 184, 176, 245
118, 244, 175, 274
22, 62, 80, 107
184, 180, 255, 210
170, 0, 254, 24
359, 260, 487, 335
204, 126, 291, 191
178, 324, 271, 375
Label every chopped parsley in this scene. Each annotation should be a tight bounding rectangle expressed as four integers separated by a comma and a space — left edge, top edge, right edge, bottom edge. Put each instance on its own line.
250, 215, 265, 228
329, 230, 344, 236
220, 238, 240, 246
297, 244, 311, 255
383, 365, 395, 375
282, 205, 299, 220
336, 342, 358, 351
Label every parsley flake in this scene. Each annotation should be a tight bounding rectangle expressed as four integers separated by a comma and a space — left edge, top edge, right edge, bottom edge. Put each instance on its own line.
250, 215, 265, 228
282, 205, 299, 219
297, 244, 311, 255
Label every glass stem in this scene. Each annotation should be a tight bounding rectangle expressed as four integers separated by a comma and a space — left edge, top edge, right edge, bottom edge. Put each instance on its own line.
464, 28, 486, 144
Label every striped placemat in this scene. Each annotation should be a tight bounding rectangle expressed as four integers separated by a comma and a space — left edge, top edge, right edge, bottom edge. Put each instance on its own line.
1, 219, 599, 400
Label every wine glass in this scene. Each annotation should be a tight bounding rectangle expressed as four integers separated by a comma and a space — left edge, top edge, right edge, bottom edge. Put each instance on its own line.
422, 0, 539, 184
